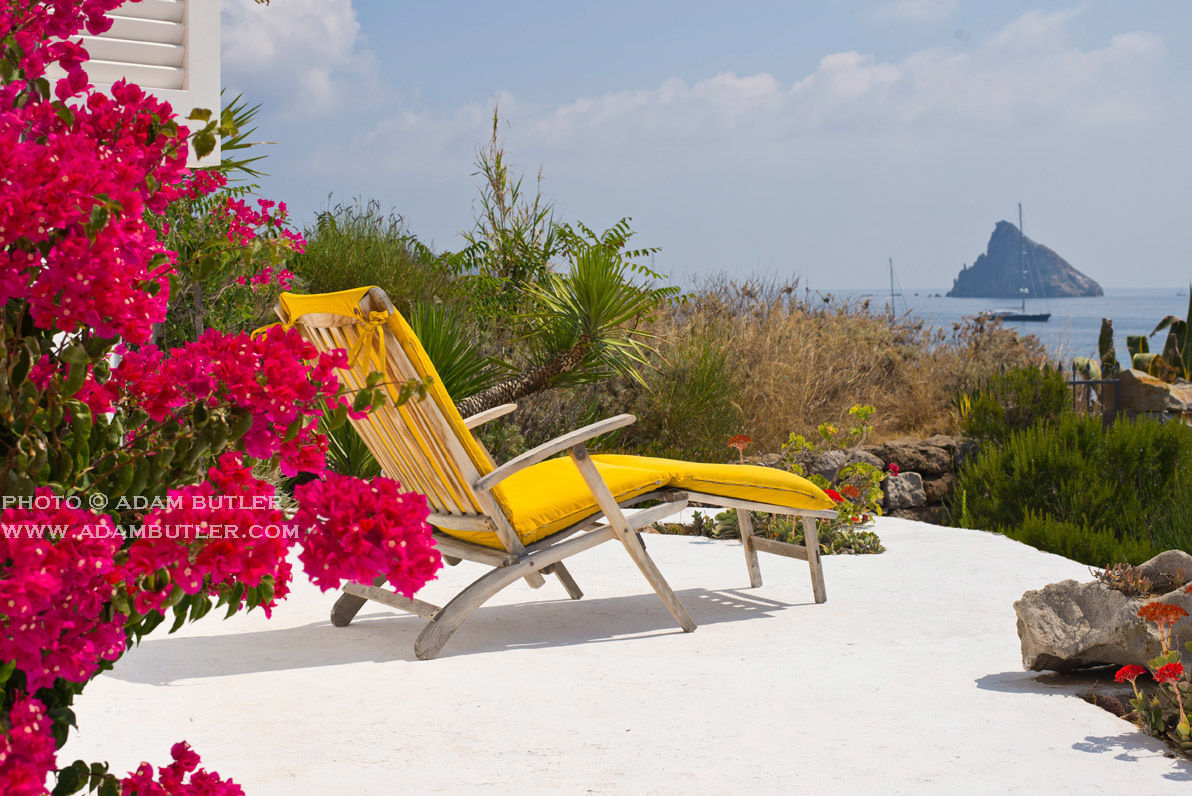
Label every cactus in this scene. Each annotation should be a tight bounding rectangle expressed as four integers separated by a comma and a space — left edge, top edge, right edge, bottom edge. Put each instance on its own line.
1072, 356, 1101, 381
1144, 284, 1192, 381
1098, 318, 1119, 378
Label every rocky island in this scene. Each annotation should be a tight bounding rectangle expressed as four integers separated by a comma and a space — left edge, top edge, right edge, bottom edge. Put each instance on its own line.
947, 220, 1103, 298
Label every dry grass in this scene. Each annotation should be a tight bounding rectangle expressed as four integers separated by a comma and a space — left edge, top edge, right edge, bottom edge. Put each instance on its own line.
505, 277, 1050, 460
663, 278, 1047, 447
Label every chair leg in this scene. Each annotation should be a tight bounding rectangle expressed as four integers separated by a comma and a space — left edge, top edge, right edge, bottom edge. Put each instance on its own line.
737, 509, 764, 588
330, 574, 388, 627
801, 515, 827, 604
415, 558, 543, 659
617, 530, 697, 633
331, 592, 368, 627
546, 562, 583, 600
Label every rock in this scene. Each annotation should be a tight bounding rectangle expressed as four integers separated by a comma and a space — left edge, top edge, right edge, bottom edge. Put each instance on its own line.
924, 435, 978, 468
808, 449, 883, 482
889, 505, 943, 524
1014, 551, 1192, 671
1093, 694, 1128, 718
1136, 549, 1192, 592
922, 472, 953, 504
947, 220, 1103, 298
883, 471, 925, 510
1117, 368, 1192, 415
869, 438, 952, 476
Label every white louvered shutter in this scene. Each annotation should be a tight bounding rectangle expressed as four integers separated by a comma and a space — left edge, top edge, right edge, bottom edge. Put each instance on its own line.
51, 0, 221, 164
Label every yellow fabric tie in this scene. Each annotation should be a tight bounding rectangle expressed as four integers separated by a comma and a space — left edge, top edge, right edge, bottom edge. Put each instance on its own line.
348, 308, 391, 372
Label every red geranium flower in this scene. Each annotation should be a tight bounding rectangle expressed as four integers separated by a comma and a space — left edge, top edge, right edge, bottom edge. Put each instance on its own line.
841, 484, 861, 500
887, 463, 900, 476
1114, 664, 1146, 684
1154, 662, 1185, 684
824, 488, 844, 504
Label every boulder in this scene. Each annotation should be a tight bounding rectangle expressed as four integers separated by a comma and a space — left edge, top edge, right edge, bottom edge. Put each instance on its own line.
883, 471, 925, 510
1137, 549, 1192, 592
1014, 552, 1192, 671
922, 472, 953, 504
1117, 368, 1192, 415
868, 438, 952, 476
808, 449, 883, 482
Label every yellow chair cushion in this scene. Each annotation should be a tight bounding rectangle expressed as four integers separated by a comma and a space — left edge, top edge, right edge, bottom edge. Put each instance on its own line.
441, 457, 669, 548
591, 454, 836, 511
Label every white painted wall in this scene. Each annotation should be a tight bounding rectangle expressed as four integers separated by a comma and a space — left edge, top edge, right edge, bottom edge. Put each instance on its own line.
49, 0, 221, 165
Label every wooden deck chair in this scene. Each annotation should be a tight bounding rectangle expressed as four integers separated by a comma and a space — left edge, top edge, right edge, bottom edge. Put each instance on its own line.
276, 286, 837, 659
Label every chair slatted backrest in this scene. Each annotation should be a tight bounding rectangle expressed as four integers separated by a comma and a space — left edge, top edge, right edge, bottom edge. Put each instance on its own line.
276, 287, 506, 539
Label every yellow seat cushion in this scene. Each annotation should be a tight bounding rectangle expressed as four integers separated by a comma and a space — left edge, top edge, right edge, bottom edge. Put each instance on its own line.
591, 454, 835, 511
439, 457, 669, 548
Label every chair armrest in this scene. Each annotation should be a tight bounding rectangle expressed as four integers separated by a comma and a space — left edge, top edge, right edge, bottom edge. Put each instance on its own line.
462, 403, 517, 429
474, 414, 636, 492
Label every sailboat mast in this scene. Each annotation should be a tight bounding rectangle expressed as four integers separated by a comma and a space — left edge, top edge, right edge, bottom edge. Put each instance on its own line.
889, 257, 896, 321
1018, 202, 1026, 313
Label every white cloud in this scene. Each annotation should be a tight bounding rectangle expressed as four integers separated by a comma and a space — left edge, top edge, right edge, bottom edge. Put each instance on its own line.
318, 7, 1163, 196
868, 0, 958, 23
221, 0, 376, 114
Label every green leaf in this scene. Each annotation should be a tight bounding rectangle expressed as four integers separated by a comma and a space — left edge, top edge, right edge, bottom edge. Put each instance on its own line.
191, 129, 217, 159
188, 107, 213, 122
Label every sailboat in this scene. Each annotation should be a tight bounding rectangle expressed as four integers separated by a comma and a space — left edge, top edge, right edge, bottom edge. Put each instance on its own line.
987, 203, 1050, 322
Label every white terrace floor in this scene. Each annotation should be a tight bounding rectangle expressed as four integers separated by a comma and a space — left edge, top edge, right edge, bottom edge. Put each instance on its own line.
64, 516, 1192, 794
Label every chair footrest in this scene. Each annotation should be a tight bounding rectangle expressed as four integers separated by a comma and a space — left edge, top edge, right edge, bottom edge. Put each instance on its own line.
748, 535, 810, 561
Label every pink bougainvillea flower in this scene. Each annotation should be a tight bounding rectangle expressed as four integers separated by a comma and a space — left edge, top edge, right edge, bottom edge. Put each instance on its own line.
1114, 664, 1147, 684
0, 694, 58, 796
824, 488, 844, 504
1154, 662, 1185, 684
294, 472, 440, 597
0, 491, 127, 692
118, 741, 245, 796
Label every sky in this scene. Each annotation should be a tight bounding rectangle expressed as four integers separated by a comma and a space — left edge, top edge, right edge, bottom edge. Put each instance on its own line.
219, 1, 1192, 290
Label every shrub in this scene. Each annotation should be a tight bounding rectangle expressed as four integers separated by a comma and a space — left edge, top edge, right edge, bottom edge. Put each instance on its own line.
624, 329, 744, 461
957, 365, 1071, 444
951, 414, 1192, 564
290, 199, 457, 312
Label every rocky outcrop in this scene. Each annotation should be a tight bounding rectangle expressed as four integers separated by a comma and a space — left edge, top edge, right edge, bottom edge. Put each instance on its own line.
947, 220, 1103, 299
1014, 551, 1192, 671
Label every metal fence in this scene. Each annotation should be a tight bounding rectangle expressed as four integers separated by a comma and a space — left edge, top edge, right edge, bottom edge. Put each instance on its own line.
1065, 364, 1118, 421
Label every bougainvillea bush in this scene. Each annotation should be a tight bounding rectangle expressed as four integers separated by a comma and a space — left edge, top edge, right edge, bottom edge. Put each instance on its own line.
0, 2, 441, 793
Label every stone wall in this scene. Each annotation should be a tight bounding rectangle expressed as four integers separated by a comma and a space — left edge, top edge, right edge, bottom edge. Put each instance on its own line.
858, 435, 975, 524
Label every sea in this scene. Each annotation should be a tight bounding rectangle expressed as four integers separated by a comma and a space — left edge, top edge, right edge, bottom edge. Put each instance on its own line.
823, 287, 1190, 365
